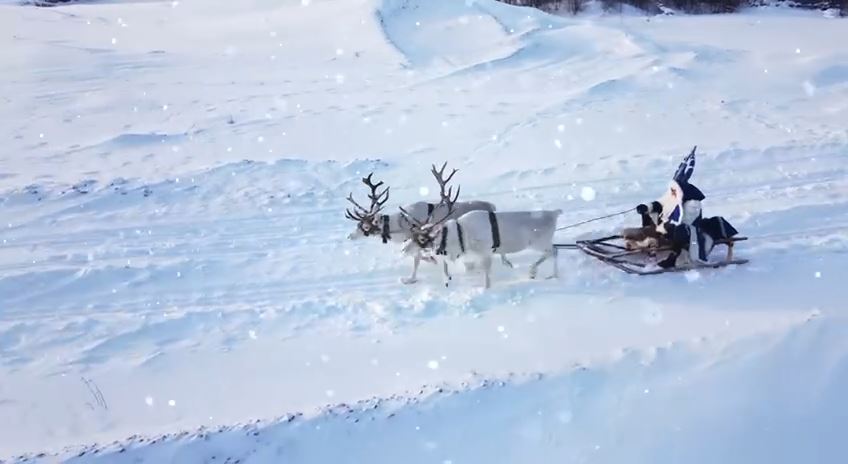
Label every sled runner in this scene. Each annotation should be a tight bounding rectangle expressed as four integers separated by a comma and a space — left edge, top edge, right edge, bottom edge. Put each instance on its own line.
555, 234, 749, 275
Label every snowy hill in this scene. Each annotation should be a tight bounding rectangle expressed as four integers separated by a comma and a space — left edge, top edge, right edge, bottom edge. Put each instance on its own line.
0, 0, 846, 462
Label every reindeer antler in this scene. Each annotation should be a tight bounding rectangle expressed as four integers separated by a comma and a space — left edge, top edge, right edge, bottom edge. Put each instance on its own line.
344, 172, 390, 223
404, 161, 461, 232
431, 162, 460, 206
362, 173, 390, 214
398, 205, 424, 228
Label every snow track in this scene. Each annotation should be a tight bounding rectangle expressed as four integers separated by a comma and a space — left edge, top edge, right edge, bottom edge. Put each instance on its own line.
1, 0, 847, 461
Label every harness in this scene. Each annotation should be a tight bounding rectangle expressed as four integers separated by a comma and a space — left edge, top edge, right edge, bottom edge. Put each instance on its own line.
436, 222, 465, 256
488, 211, 500, 251
436, 227, 448, 255
380, 215, 391, 243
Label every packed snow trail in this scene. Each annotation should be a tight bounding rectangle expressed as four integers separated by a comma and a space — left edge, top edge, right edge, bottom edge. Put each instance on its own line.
1, 0, 847, 461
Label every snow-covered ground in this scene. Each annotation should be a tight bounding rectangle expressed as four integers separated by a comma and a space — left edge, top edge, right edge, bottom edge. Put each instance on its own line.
1, 0, 846, 462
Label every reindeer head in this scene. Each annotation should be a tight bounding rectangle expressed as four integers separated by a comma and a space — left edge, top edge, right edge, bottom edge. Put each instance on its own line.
400, 162, 460, 251
345, 173, 390, 240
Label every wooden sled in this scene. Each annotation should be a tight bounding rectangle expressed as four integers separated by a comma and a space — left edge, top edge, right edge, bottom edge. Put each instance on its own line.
554, 234, 749, 275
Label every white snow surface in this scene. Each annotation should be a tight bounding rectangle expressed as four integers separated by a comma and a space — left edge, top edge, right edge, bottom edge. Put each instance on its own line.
1, 0, 847, 462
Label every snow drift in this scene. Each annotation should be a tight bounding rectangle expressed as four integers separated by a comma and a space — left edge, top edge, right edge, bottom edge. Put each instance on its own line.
1, 0, 847, 462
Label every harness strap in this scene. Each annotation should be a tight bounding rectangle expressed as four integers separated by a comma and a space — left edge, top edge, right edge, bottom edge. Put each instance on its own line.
427, 203, 435, 216
488, 211, 500, 251
380, 215, 391, 244
456, 222, 465, 254
437, 227, 448, 255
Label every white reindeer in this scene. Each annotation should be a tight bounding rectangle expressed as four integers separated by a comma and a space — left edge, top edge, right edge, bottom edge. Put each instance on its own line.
344, 165, 513, 284
402, 184, 562, 289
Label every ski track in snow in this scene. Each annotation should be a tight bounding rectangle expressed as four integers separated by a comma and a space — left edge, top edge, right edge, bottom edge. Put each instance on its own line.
1, 0, 847, 461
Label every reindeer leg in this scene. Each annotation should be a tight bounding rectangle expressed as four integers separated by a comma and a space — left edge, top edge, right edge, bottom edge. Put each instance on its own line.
442, 258, 452, 287
547, 247, 559, 280
401, 254, 420, 284
529, 250, 553, 280
500, 254, 514, 269
481, 255, 492, 289
480, 256, 492, 288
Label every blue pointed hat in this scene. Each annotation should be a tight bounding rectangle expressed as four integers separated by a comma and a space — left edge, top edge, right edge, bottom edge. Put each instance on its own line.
672, 146, 696, 184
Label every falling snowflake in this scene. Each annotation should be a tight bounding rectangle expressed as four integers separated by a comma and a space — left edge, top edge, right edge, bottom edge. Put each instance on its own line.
325, 390, 335, 398
301, 0, 311, 5
580, 187, 596, 202
419, 186, 430, 196
145, 396, 154, 406
336, 48, 345, 56
554, 139, 562, 149
335, 74, 345, 84
427, 360, 439, 370
815, 271, 822, 278
168, 400, 176, 407
575, 117, 583, 125
111, 38, 117, 45
557, 124, 565, 132
248, 330, 258, 340
497, 325, 505, 333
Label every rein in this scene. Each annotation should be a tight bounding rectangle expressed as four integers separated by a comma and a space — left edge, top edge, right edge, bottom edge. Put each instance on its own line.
556, 208, 635, 231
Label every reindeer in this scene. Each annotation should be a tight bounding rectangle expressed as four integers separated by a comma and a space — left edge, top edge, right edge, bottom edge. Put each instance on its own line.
401, 172, 562, 289
344, 164, 512, 284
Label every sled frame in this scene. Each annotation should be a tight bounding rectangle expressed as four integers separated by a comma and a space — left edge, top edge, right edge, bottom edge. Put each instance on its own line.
554, 235, 748, 275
